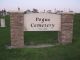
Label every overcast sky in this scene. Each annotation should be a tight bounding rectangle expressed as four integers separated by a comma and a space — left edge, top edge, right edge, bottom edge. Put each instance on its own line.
0, 0, 80, 12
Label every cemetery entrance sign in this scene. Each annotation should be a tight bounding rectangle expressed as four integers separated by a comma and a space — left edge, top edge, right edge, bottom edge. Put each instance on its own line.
10, 12, 73, 48
24, 13, 61, 31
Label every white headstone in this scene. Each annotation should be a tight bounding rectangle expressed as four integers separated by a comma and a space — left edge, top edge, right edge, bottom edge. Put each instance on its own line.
1, 18, 5, 27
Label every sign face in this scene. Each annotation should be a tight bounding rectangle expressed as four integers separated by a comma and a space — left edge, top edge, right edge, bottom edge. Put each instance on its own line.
24, 13, 61, 31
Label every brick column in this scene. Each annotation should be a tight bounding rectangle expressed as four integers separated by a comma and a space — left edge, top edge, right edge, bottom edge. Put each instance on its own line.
58, 13, 74, 44
10, 12, 24, 48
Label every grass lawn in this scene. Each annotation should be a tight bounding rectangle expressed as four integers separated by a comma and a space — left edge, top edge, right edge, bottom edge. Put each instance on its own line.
0, 14, 80, 60
24, 31, 58, 45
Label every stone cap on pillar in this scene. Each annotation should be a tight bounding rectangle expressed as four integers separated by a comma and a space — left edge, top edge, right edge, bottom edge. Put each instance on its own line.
61, 12, 75, 15
8, 10, 24, 14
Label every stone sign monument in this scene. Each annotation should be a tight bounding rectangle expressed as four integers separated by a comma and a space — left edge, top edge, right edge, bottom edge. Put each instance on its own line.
10, 12, 73, 48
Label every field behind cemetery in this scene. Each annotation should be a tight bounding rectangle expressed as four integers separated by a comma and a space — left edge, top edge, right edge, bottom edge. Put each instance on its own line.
0, 14, 80, 60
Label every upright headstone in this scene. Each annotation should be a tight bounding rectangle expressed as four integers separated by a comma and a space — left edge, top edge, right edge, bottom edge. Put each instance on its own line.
10, 12, 24, 48
0, 18, 5, 27
58, 13, 74, 44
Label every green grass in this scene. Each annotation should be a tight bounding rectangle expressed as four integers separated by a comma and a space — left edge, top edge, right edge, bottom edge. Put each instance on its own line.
24, 31, 58, 45
0, 14, 80, 60
0, 15, 10, 47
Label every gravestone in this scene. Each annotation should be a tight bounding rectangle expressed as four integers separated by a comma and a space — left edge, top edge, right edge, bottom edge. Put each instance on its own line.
0, 18, 5, 27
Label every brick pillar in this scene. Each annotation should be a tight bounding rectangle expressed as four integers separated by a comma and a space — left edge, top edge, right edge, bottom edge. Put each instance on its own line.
10, 12, 24, 48
58, 13, 74, 44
